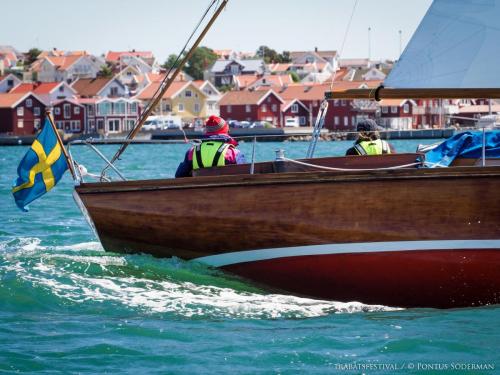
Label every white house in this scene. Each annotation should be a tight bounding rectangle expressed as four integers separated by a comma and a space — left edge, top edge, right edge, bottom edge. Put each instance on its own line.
0, 73, 21, 93
36, 54, 104, 83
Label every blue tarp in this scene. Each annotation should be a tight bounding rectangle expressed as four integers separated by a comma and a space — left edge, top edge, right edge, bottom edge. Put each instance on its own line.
425, 131, 500, 167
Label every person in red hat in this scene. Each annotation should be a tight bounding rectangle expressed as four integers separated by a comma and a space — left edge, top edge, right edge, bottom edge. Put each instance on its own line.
175, 115, 245, 178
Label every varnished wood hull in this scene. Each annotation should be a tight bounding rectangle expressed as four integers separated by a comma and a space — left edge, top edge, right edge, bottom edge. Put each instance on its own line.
75, 164, 500, 308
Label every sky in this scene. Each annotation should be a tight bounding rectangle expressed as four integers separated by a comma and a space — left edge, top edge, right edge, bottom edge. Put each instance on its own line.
1, 0, 433, 63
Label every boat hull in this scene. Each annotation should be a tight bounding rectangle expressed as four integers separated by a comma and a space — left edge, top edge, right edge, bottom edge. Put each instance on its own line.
75, 165, 500, 308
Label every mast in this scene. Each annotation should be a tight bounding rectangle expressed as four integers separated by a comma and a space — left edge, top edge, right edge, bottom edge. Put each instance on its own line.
108, 0, 229, 165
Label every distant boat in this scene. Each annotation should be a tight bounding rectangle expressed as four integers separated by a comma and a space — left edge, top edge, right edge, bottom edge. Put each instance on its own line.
72, 0, 500, 308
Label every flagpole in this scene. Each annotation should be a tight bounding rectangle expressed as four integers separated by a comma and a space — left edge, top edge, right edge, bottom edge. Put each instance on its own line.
45, 109, 77, 180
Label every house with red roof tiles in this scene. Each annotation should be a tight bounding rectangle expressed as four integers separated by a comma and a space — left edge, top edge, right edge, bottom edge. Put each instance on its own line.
10, 81, 76, 104
219, 89, 284, 126
247, 74, 294, 91
72, 77, 127, 98
106, 51, 156, 67
32, 54, 104, 83
137, 80, 208, 125
0, 93, 46, 135
0, 74, 21, 93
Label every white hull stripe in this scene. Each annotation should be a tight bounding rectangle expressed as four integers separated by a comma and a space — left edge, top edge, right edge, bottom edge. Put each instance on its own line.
194, 240, 500, 267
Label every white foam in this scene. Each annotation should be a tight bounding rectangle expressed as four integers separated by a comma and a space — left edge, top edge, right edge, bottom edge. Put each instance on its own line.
7, 255, 398, 318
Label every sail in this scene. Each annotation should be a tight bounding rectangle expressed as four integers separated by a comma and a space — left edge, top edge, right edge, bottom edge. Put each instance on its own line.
385, 0, 500, 88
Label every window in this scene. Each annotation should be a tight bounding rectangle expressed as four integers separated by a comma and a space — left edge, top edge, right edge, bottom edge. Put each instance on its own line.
208, 103, 214, 110
352, 116, 356, 126
26, 99, 33, 108
261, 104, 266, 112
74, 106, 80, 115
271, 104, 277, 112
194, 103, 200, 113
17, 107, 24, 116
382, 106, 388, 114
344, 116, 349, 127
7, 79, 14, 87
163, 103, 171, 112
34, 107, 41, 116
59, 85, 64, 92
130, 102, 138, 114
178, 103, 184, 112
97, 119, 104, 130
391, 106, 398, 114
64, 104, 71, 118
334, 116, 339, 125
291, 104, 299, 113
89, 119, 95, 131
299, 116, 306, 125
108, 119, 120, 132
110, 87, 119, 97
341, 100, 346, 106
246, 104, 251, 113
114, 101, 126, 114
230, 64, 239, 75
267, 97, 271, 103
403, 104, 410, 114
17, 120, 24, 128
87, 106, 94, 116
126, 120, 135, 131
97, 102, 111, 115
333, 100, 339, 107
56, 121, 64, 129
185, 90, 192, 97
70, 120, 81, 131
227, 105, 232, 113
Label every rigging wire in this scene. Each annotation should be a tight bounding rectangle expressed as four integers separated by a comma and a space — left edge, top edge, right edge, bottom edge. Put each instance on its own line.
330, 0, 359, 91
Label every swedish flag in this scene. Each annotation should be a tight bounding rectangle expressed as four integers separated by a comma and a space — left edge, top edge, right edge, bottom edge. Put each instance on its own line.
12, 117, 68, 211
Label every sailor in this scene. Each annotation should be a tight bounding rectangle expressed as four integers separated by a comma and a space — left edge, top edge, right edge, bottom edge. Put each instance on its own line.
346, 119, 395, 156
175, 115, 246, 178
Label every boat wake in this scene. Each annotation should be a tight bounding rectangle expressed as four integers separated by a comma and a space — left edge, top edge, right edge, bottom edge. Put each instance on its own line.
0, 238, 399, 319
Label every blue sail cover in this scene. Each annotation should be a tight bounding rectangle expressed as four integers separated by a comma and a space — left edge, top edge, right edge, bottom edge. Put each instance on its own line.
425, 131, 500, 167
385, 0, 500, 88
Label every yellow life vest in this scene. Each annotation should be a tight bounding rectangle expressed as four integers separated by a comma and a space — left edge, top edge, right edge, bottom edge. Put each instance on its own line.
354, 139, 391, 155
192, 141, 232, 170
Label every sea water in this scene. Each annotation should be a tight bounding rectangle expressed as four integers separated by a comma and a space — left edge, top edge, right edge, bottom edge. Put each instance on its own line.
0, 140, 498, 374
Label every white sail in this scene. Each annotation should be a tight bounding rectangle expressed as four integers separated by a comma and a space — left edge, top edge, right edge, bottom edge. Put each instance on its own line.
385, 0, 500, 88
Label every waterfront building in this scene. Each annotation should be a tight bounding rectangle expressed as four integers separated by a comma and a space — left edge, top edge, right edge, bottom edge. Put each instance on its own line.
193, 80, 221, 117
136, 80, 209, 127
219, 89, 284, 126
0, 74, 21, 93
0, 92, 46, 135
281, 99, 311, 127
52, 99, 85, 134
76, 97, 141, 135
378, 99, 416, 130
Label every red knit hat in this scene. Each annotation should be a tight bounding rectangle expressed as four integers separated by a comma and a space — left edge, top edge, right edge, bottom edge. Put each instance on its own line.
205, 115, 229, 135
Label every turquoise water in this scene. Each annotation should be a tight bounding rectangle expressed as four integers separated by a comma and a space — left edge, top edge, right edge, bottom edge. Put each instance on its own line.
1, 140, 499, 374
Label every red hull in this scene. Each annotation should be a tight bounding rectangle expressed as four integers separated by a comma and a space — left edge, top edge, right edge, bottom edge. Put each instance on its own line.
224, 249, 500, 308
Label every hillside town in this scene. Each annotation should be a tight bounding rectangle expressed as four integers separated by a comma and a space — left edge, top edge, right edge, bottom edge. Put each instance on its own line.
0, 45, 495, 137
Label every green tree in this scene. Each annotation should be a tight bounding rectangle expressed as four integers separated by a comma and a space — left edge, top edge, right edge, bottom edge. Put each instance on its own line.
183, 46, 217, 80
256, 46, 292, 64
162, 54, 180, 70
279, 51, 292, 63
290, 71, 300, 83
98, 64, 113, 78
25, 48, 42, 66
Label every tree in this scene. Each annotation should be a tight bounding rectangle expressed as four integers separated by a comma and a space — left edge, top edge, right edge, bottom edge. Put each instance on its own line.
290, 71, 300, 83
256, 46, 292, 64
25, 48, 42, 66
162, 54, 180, 70
98, 64, 113, 78
183, 46, 217, 80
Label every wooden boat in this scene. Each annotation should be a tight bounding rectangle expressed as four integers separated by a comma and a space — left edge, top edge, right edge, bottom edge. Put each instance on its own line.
70, 0, 500, 308
74, 154, 500, 308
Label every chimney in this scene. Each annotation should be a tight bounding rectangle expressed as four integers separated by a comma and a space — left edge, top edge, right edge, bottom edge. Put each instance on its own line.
314, 47, 318, 52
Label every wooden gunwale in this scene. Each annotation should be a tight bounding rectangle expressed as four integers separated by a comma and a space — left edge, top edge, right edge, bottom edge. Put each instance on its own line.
76, 166, 500, 195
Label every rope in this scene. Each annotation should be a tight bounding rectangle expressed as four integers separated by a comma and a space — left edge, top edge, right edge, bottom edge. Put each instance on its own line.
281, 157, 423, 172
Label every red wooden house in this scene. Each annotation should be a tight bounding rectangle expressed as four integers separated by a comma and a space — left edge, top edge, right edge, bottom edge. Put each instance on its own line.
378, 99, 416, 130
281, 99, 310, 126
0, 93, 46, 135
52, 99, 86, 133
219, 89, 284, 126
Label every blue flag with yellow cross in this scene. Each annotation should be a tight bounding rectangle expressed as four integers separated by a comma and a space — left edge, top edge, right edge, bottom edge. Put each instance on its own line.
12, 117, 68, 211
